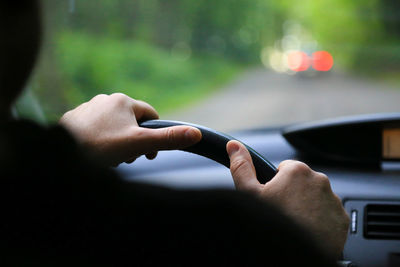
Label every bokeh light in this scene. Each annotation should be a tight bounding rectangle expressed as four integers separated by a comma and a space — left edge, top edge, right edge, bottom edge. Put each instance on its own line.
267, 49, 287, 73
287, 51, 309, 72
312, 51, 334, 71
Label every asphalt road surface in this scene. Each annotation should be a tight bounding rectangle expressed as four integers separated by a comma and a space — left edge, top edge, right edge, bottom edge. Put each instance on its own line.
164, 68, 400, 132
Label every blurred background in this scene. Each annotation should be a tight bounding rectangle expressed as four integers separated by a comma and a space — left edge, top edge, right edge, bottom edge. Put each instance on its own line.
18, 0, 400, 131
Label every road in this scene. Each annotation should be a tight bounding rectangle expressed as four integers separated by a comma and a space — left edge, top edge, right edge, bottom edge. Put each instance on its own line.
164, 68, 400, 132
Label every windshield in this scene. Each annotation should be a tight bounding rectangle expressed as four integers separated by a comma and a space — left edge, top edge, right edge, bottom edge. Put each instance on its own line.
19, 0, 400, 132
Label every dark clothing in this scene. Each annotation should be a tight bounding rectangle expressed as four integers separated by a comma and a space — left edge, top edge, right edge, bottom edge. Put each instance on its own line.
0, 120, 336, 266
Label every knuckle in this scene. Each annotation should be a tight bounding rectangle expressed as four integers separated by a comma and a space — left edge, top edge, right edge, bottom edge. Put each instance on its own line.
294, 162, 312, 174
92, 94, 108, 100
110, 93, 129, 105
311, 176, 331, 193
231, 157, 248, 174
111, 92, 127, 98
316, 173, 331, 188
165, 128, 178, 146
134, 127, 146, 137
285, 161, 311, 177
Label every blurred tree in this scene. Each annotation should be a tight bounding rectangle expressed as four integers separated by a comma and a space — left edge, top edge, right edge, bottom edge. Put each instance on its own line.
380, 0, 400, 37
60, 0, 279, 62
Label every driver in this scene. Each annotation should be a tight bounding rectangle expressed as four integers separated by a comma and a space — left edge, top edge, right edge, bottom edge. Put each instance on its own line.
0, 1, 349, 266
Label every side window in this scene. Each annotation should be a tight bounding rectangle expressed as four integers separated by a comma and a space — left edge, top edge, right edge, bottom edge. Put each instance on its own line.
14, 88, 47, 125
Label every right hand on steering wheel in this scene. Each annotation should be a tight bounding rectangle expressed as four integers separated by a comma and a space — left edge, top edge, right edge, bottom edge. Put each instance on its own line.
227, 140, 350, 259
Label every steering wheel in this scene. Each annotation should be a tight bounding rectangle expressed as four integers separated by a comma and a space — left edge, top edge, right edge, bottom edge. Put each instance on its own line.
139, 120, 277, 184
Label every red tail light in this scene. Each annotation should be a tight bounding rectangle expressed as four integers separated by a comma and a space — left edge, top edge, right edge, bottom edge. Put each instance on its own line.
312, 51, 334, 71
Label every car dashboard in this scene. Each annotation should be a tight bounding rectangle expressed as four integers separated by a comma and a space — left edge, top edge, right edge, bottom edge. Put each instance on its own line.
118, 115, 400, 267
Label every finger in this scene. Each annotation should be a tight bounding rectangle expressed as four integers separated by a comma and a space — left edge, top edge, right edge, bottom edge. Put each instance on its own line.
145, 152, 158, 160
227, 140, 261, 192
132, 126, 202, 154
132, 99, 159, 121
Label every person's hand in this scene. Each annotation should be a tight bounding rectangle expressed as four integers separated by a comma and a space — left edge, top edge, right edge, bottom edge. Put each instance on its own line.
226, 140, 349, 258
59, 93, 202, 166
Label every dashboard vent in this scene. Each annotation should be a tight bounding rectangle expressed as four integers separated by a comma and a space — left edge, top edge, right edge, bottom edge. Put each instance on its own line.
364, 204, 400, 239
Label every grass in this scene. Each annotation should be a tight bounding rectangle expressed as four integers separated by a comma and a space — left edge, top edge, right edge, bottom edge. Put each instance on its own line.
53, 32, 242, 117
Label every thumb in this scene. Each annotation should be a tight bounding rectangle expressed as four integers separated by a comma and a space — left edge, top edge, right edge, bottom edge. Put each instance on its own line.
134, 125, 202, 153
227, 140, 261, 192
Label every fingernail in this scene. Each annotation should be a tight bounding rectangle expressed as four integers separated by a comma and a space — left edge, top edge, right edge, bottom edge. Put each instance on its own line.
227, 142, 240, 156
185, 128, 201, 141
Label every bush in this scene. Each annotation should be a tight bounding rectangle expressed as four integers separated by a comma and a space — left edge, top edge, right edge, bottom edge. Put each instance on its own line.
51, 31, 240, 118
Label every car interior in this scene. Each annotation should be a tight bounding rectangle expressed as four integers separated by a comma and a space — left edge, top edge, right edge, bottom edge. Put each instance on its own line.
14, 1, 400, 266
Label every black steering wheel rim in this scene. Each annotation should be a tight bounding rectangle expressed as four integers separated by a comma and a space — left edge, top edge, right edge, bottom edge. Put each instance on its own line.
139, 120, 277, 184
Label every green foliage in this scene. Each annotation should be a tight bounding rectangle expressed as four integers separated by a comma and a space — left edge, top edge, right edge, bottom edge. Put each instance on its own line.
52, 31, 240, 119
66, 0, 279, 62
63, 0, 398, 72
